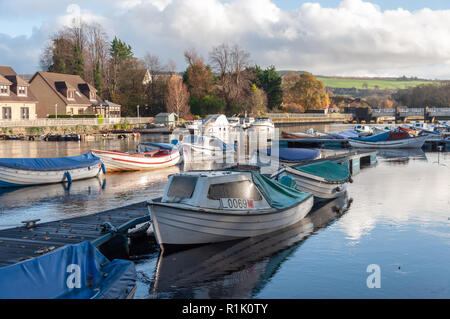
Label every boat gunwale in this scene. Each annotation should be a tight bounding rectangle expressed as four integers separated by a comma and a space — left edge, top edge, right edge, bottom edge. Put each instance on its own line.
147, 192, 313, 217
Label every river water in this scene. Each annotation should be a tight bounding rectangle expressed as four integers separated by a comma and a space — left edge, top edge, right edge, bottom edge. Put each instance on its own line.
0, 124, 449, 298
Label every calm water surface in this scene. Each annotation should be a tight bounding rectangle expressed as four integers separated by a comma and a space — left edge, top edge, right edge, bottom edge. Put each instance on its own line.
0, 124, 449, 298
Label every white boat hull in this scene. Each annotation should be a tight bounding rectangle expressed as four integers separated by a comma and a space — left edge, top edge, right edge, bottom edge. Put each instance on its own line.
349, 135, 428, 149
148, 196, 314, 246
276, 169, 347, 199
91, 150, 181, 172
0, 163, 102, 187
182, 144, 235, 162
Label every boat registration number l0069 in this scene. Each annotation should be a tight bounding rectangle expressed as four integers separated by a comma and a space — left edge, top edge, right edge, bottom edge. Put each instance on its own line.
220, 198, 255, 209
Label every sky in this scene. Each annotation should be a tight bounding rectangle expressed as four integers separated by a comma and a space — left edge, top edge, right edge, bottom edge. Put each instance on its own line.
1, 0, 450, 79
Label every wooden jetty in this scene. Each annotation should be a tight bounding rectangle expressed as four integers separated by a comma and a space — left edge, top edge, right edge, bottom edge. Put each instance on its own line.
0, 202, 149, 268
309, 150, 377, 175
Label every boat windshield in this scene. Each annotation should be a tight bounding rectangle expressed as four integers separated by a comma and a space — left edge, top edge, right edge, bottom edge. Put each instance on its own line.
207, 180, 262, 200
167, 176, 198, 199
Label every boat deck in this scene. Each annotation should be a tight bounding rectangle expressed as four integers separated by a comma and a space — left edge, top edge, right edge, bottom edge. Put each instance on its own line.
0, 202, 149, 268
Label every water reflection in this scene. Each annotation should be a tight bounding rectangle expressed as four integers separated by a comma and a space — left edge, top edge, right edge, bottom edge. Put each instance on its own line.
0, 164, 181, 230
141, 194, 352, 299
372, 149, 427, 163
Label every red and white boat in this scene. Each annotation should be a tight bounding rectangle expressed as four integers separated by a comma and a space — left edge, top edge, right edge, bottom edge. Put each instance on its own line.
92, 142, 181, 172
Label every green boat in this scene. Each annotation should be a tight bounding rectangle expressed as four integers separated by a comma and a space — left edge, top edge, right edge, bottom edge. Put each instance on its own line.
272, 160, 352, 199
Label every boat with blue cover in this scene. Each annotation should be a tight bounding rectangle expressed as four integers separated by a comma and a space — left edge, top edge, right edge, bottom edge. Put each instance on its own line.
0, 153, 105, 188
147, 170, 314, 248
349, 130, 428, 149
254, 148, 321, 164
0, 241, 136, 299
272, 160, 351, 199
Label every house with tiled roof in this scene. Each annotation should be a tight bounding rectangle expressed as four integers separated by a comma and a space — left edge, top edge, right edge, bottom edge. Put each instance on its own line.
29, 72, 103, 118
0, 66, 38, 120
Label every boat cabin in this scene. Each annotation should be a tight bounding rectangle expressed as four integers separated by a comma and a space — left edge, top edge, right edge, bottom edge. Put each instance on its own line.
160, 171, 271, 211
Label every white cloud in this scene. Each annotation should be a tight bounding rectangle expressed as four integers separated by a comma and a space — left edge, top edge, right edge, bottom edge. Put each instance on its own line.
2, 0, 450, 78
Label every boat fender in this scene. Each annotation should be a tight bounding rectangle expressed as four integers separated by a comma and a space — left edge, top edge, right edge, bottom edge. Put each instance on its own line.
64, 171, 72, 185
101, 162, 106, 174
348, 177, 353, 183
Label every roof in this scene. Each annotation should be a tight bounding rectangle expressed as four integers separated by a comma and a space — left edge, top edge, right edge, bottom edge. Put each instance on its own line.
0, 66, 16, 76
95, 100, 121, 107
31, 72, 101, 106
0, 74, 13, 85
0, 66, 37, 103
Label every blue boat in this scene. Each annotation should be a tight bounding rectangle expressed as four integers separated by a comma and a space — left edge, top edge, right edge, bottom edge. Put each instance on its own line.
0, 153, 105, 188
255, 148, 321, 163
0, 241, 136, 299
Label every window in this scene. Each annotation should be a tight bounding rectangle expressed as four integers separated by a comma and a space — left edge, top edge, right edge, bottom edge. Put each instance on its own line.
2, 107, 12, 120
208, 180, 262, 200
21, 107, 29, 120
90, 92, 96, 100
167, 176, 198, 199
18, 86, 26, 96
0, 85, 8, 94
68, 90, 74, 99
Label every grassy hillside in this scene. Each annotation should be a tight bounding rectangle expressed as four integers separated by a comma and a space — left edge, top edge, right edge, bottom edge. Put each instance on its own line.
315, 76, 437, 90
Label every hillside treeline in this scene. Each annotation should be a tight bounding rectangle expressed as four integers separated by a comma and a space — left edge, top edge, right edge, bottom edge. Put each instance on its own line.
392, 82, 450, 108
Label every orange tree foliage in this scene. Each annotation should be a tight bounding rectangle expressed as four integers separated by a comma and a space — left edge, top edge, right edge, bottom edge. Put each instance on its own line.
281, 72, 330, 112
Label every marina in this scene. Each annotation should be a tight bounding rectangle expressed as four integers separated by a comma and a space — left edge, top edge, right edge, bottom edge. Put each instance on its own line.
0, 122, 449, 299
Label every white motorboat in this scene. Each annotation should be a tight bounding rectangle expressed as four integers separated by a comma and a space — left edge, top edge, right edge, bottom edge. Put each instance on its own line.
180, 135, 235, 162
147, 170, 314, 248
271, 160, 351, 199
248, 118, 275, 139
201, 114, 230, 142
0, 153, 104, 188
353, 124, 373, 136
91, 142, 181, 172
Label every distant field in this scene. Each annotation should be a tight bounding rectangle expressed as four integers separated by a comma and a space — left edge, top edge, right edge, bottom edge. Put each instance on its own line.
316, 77, 438, 90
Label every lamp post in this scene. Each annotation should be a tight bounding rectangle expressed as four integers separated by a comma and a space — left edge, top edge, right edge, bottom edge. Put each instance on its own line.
137, 104, 140, 122
55, 103, 58, 119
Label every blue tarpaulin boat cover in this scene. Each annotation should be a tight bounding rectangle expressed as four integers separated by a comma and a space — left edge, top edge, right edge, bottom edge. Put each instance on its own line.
0, 241, 136, 299
260, 148, 320, 162
350, 131, 390, 142
0, 153, 101, 171
137, 142, 178, 153
252, 172, 312, 210
332, 130, 360, 139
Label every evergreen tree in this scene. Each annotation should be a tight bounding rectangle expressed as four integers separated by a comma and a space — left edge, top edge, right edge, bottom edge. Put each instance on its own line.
94, 60, 103, 99
72, 44, 85, 78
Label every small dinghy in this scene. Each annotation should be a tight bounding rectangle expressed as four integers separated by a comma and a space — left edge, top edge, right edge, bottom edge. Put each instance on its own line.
271, 161, 351, 199
349, 130, 428, 149
147, 170, 314, 248
0, 241, 136, 299
254, 148, 321, 164
92, 142, 181, 172
0, 153, 104, 188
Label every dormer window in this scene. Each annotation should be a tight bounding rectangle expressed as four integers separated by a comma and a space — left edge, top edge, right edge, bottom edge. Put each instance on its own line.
68, 90, 74, 100
0, 85, 9, 95
18, 86, 26, 96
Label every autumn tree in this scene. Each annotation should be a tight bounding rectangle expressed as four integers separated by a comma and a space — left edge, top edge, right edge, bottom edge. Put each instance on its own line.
183, 49, 215, 98
282, 72, 330, 112
166, 74, 190, 118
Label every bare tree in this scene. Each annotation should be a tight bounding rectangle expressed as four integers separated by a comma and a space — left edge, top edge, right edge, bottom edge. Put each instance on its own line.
166, 74, 190, 118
